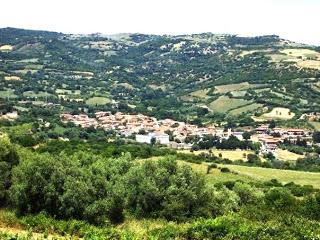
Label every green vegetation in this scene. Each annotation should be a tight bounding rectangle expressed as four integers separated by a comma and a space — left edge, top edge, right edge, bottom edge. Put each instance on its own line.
209, 96, 252, 113
1, 135, 320, 239
86, 97, 111, 106
0, 28, 319, 126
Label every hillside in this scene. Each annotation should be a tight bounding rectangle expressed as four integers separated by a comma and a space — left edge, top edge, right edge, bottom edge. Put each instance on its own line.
1, 27, 320, 126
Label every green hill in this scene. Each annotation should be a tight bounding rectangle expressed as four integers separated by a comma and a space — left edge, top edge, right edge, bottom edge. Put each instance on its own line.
0, 28, 320, 125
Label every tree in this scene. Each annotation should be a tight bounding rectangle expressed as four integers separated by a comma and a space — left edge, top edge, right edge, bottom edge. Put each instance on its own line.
242, 131, 251, 141
0, 135, 19, 205
247, 154, 261, 165
269, 120, 276, 129
150, 137, 156, 145
265, 188, 296, 212
313, 131, 320, 143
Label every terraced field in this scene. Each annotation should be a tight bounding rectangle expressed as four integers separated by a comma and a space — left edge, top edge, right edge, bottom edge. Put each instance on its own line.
209, 96, 252, 113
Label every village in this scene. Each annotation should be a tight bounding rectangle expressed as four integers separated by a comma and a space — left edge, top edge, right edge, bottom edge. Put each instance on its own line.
60, 111, 316, 154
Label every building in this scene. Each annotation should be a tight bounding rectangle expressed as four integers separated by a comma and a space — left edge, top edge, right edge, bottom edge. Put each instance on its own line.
136, 133, 170, 144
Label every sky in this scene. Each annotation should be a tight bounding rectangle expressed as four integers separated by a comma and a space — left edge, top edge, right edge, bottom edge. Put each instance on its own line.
0, 0, 319, 45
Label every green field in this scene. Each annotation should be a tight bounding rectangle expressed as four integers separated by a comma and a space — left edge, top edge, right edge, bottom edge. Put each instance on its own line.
86, 96, 111, 105
22, 91, 53, 98
209, 96, 252, 113
179, 161, 320, 188
214, 82, 250, 93
0, 89, 17, 99
178, 161, 253, 185
310, 121, 320, 130
229, 103, 263, 115
224, 164, 320, 188
56, 89, 81, 95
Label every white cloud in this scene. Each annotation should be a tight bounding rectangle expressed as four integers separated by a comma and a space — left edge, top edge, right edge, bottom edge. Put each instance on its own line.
0, 0, 319, 45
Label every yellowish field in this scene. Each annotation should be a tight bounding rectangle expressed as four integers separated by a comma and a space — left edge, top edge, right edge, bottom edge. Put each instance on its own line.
239, 50, 256, 57
260, 107, 295, 120
223, 164, 320, 188
71, 71, 94, 76
189, 89, 210, 99
269, 48, 320, 70
214, 82, 250, 93
274, 149, 304, 162
310, 121, 320, 131
280, 48, 320, 59
149, 84, 166, 91
0, 45, 13, 51
55, 89, 81, 95
179, 149, 257, 162
297, 60, 320, 70
4, 76, 21, 81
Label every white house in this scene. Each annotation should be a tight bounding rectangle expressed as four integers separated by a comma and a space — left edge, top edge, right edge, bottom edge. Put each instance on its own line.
136, 133, 170, 144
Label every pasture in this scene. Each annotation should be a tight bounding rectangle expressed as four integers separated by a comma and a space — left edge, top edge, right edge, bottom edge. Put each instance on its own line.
178, 161, 253, 185
4, 76, 21, 81
223, 164, 320, 188
86, 97, 111, 106
229, 103, 263, 116
22, 91, 53, 98
209, 96, 251, 113
56, 89, 81, 95
297, 60, 320, 70
0, 45, 13, 51
214, 82, 250, 93
260, 107, 295, 120
310, 121, 320, 131
280, 48, 320, 59
179, 149, 257, 162
189, 89, 210, 99
275, 149, 304, 162
0, 89, 17, 99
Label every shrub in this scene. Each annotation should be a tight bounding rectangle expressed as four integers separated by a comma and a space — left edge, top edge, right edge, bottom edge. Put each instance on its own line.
220, 167, 230, 173
265, 188, 296, 212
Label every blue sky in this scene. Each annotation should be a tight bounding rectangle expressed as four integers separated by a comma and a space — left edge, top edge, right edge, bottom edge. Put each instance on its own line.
0, 0, 319, 45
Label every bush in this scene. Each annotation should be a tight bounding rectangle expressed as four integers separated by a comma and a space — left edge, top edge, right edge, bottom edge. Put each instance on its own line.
265, 188, 296, 212
233, 182, 264, 205
220, 167, 230, 173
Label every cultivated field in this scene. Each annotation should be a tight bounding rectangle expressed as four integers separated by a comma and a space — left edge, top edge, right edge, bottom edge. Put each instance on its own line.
214, 82, 250, 93
280, 48, 320, 59
223, 164, 320, 188
56, 89, 81, 95
86, 96, 110, 105
209, 96, 251, 113
0, 89, 17, 99
229, 103, 263, 116
178, 161, 253, 184
23, 91, 53, 98
269, 48, 320, 70
274, 149, 304, 162
310, 121, 320, 131
4, 76, 21, 81
179, 149, 257, 162
0, 45, 13, 51
189, 89, 210, 99
260, 107, 295, 120
297, 60, 320, 70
